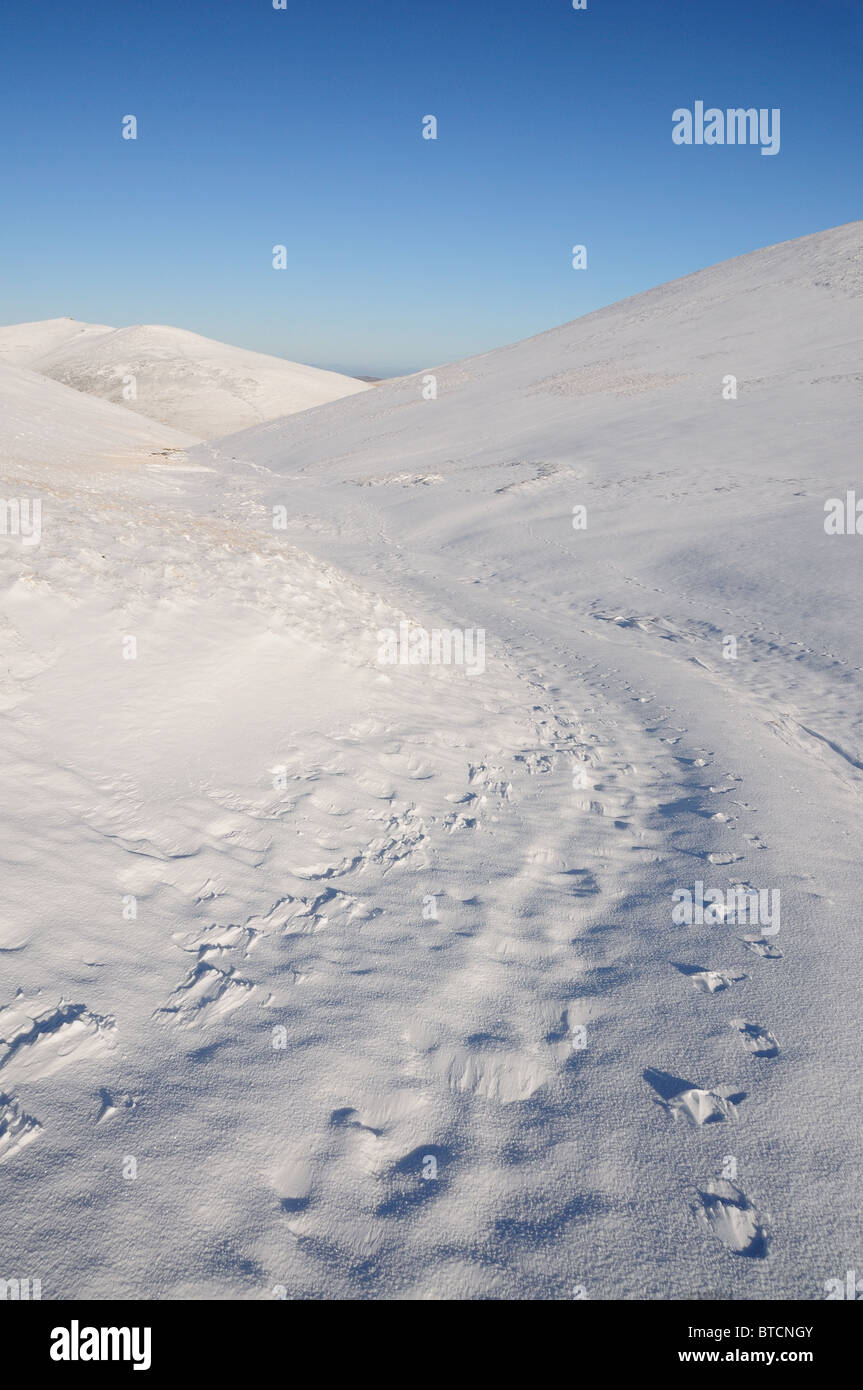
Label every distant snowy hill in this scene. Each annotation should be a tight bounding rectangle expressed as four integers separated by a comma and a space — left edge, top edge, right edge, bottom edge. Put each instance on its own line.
0, 316, 113, 366
0, 318, 372, 439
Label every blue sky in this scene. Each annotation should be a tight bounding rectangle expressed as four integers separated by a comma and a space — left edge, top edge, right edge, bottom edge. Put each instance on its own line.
1, 0, 860, 376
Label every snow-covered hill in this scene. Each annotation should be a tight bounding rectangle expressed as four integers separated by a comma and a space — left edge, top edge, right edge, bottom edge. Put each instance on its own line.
0, 318, 372, 439
0, 316, 114, 367
0, 358, 197, 468
2, 223, 862, 1300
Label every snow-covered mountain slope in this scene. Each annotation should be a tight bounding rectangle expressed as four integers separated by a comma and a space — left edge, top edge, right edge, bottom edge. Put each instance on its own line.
0, 319, 372, 440
2, 222, 862, 1300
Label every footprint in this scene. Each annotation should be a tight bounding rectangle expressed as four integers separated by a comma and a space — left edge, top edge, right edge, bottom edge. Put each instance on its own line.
644, 1068, 744, 1125
96, 1088, 137, 1123
157, 961, 255, 1028
173, 922, 258, 961
667, 1088, 740, 1125
545, 1002, 595, 1055
375, 1144, 454, 1218
692, 1179, 767, 1256
673, 964, 747, 994
743, 833, 768, 850
326, 1106, 386, 1177
742, 937, 783, 960
0, 1093, 41, 1163
693, 970, 747, 993
274, 1155, 315, 1214
729, 1019, 779, 1057
563, 868, 601, 898
329, 1107, 382, 1137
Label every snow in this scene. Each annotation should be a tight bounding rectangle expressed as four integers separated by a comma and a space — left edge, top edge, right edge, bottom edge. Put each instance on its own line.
0, 317, 114, 368
0, 358, 197, 468
0, 319, 372, 440
2, 220, 862, 1299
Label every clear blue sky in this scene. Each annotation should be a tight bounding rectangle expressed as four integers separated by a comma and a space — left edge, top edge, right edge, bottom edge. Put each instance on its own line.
1, 0, 860, 376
